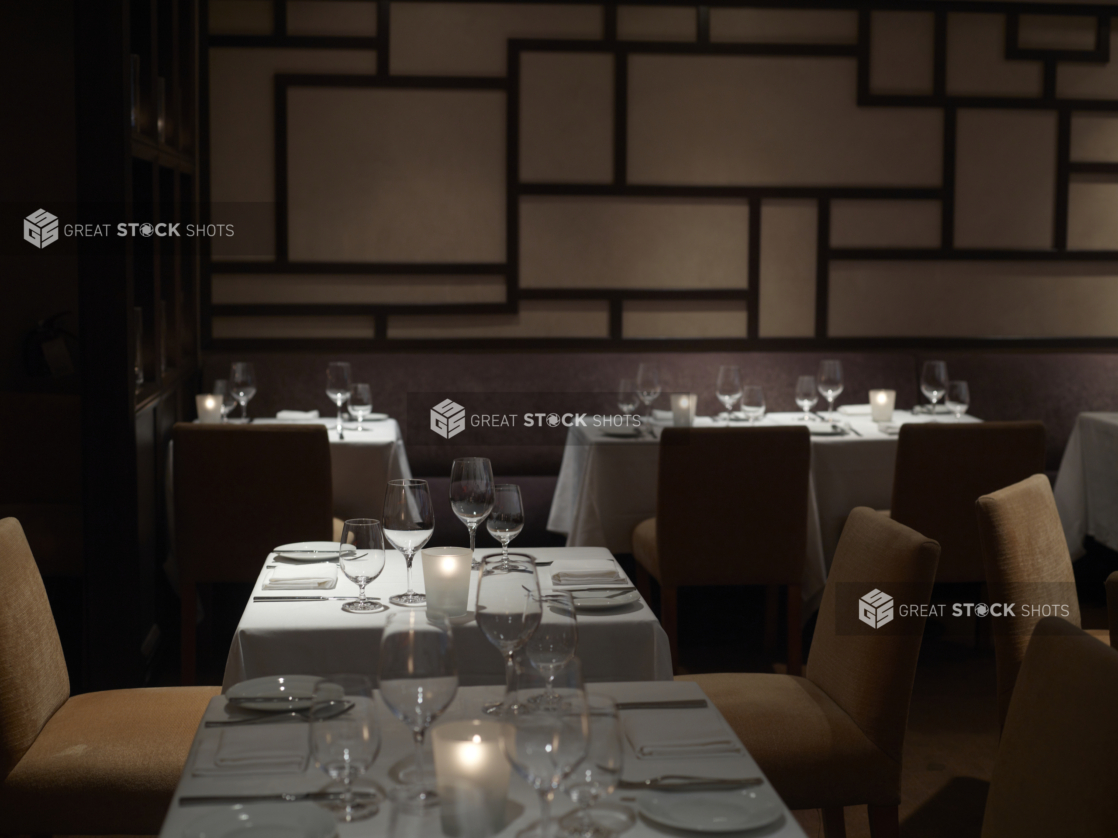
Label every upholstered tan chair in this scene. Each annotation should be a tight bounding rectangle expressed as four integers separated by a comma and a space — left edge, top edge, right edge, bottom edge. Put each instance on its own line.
981, 617, 1118, 838
174, 423, 334, 684
0, 517, 219, 834
1109, 571, 1118, 651
680, 507, 941, 838
975, 474, 1112, 728
632, 426, 810, 674
890, 421, 1046, 584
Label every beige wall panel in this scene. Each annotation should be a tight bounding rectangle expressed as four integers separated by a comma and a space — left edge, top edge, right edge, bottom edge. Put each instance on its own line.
623, 301, 748, 339
212, 275, 507, 304
830, 261, 1118, 338
628, 55, 942, 187
286, 1, 377, 36
389, 301, 609, 338
287, 88, 505, 263
1059, 32, 1118, 99
618, 6, 695, 42
209, 0, 272, 34
759, 200, 816, 338
1018, 15, 1096, 50
870, 12, 935, 95
390, 3, 602, 76
520, 52, 613, 184
710, 8, 857, 44
947, 14, 1042, 97
954, 109, 1056, 250
213, 316, 377, 339
1071, 114, 1118, 162
1068, 176, 1118, 250
831, 200, 941, 248
208, 49, 376, 261
520, 197, 749, 289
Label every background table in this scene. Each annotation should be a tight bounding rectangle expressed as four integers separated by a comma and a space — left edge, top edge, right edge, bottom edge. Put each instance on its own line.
160, 680, 807, 838
1053, 411, 1118, 559
223, 547, 673, 689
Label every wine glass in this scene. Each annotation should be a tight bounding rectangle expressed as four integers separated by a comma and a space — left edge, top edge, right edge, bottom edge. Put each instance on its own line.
486, 485, 524, 570
795, 375, 818, 421
326, 361, 352, 437
716, 365, 743, 423
635, 364, 661, 417
449, 458, 495, 569
526, 592, 578, 711
817, 360, 843, 420
230, 362, 256, 421
310, 674, 382, 823
476, 555, 542, 716
350, 383, 373, 431
946, 380, 970, 422
339, 518, 388, 614
921, 361, 949, 419
501, 659, 590, 838
212, 379, 237, 422
378, 611, 459, 811
617, 379, 639, 417
740, 385, 765, 425
560, 695, 626, 838
383, 479, 435, 607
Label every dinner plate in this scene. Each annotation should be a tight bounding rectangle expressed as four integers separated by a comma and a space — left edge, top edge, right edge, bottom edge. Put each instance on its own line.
601, 428, 642, 438
807, 424, 846, 436
637, 785, 783, 833
182, 803, 336, 838
273, 541, 351, 561
346, 413, 389, 424
225, 675, 321, 711
573, 589, 641, 611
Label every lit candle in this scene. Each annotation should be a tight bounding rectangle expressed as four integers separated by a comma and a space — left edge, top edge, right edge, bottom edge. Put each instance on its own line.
433, 720, 510, 838
421, 546, 472, 617
671, 393, 696, 427
196, 393, 223, 424
870, 389, 896, 423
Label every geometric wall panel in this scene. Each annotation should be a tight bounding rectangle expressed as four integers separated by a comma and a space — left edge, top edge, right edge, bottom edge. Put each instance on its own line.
388, 301, 610, 338
710, 8, 858, 44
831, 200, 941, 248
213, 316, 379, 339
947, 14, 1042, 97
623, 301, 748, 339
1071, 114, 1118, 163
209, 0, 273, 35
1068, 178, 1118, 251
211, 275, 508, 304
286, 1, 377, 36
759, 200, 816, 338
1018, 15, 1097, 51
617, 5, 696, 42
869, 11, 935, 96
1060, 31, 1118, 100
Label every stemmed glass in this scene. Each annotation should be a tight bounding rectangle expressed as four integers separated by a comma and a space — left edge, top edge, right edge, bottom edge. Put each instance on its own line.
383, 479, 435, 607
946, 380, 970, 422
378, 611, 459, 811
212, 379, 237, 423
310, 674, 382, 823
486, 485, 525, 570
817, 360, 844, 420
635, 364, 661, 419
740, 385, 766, 425
526, 592, 578, 711
560, 695, 626, 838
339, 518, 387, 614
795, 375, 818, 421
476, 555, 542, 716
350, 383, 373, 431
326, 361, 352, 437
230, 362, 256, 421
617, 379, 639, 417
501, 659, 590, 838
716, 366, 743, 423
921, 361, 949, 419
450, 458, 495, 569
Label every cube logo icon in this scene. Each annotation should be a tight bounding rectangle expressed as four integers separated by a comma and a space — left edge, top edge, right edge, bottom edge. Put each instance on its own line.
430, 399, 466, 439
24, 209, 59, 249
859, 589, 894, 629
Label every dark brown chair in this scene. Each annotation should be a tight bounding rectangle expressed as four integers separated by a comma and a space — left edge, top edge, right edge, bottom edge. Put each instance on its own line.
174, 423, 333, 684
0, 517, 219, 834
1108, 571, 1118, 651
890, 421, 1046, 584
631, 426, 810, 674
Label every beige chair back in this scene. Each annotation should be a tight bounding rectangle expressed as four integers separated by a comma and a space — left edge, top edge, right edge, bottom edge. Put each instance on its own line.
975, 474, 1082, 729
655, 426, 810, 589
807, 508, 940, 767
890, 421, 1046, 584
0, 518, 70, 780
981, 617, 1118, 838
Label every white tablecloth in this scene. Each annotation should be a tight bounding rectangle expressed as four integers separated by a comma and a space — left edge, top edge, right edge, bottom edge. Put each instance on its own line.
547, 411, 980, 609
223, 547, 674, 690
1053, 411, 1118, 559
160, 681, 807, 838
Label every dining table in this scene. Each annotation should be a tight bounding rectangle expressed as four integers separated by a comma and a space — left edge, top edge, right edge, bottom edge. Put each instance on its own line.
159, 680, 807, 838
222, 547, 674, 690
1053, 411, 1118, 559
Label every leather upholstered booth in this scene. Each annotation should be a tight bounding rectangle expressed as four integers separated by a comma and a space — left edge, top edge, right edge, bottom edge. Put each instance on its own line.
679, 508, 941, 838
631, 426, 810, 674
1109, 571, 1118, 651
0, 517, 219, 834
173, 423, 333, 684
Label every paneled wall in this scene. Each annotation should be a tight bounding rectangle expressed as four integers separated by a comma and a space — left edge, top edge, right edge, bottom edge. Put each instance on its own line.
204, 1, 1118, 348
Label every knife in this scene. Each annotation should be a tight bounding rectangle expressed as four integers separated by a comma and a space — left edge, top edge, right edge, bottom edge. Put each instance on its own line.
618, 776, 763, 791
614, 699, 708, 711
253, 596, 358, 602
178, 791, 376, 807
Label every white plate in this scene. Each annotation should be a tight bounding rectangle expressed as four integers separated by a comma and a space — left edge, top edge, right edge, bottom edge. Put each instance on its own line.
601, 429, 642, 438
573, 589, 641, 611
183, 803, 336, 838
225, 674, 321, 711
274, 541, 350, 561
638, 786, 783, 833
808, 424, 846, 436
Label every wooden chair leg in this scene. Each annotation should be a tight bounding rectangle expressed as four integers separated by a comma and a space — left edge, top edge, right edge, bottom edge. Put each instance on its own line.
763, 584, 780, 656
661, 584, 679, 673
787, 584, 803, 677
821, 807, 847, 838
634, 563, 653, 604
181, 578, 197, 686
867, 805, 899, 838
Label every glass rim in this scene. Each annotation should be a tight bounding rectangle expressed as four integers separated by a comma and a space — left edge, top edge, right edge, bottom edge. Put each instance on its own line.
451, 456, 491, 464
387, 478, 428, 487
342, 517, 381, 526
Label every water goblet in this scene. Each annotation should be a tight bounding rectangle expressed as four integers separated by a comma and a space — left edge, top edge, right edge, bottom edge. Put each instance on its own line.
230, 361, 256, 421
486, 485, 524, 570
350, 383, 373, 431
339, 518, 388, 614
476, 555, 542, 716
326, 361, 352, 436
921, 361, 949, 420
741, 385, 766, 425
946, 380, 970, 422
450, 458, 495, 569
310, 674, 382, 822
560, 695, 627, 838
817, 360, 844, 420
526, 592, 578, 711
715, 366, 743, 423
617, 379, 639, 418
795, 375, 818, 421
383, 479, 435, 607
635, 364, 661, 417
212, 379, 237, 422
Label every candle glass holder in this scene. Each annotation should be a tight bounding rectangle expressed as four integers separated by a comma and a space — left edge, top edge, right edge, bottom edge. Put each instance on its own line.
433, 720, 510, 838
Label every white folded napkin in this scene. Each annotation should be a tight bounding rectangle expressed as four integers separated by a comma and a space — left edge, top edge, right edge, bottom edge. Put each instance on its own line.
623, 709, 744, 759
263, 563, 338, 590
276, 409, 319, 420
192, 725, 309, 775
552, 569, 626, 587
837, 404, 872, 416
879, 423, 901, 435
